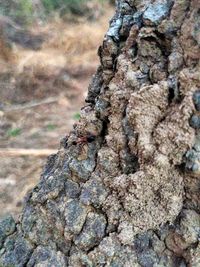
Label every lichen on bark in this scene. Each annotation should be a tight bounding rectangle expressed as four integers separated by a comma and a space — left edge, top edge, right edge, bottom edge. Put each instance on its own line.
1, 0, 200, 266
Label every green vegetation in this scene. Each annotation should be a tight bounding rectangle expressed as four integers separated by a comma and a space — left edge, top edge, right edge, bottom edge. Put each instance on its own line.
7, 128, 22, 137
42, 0, 106, 16
16, 0, 33, 24
41, 0, 60, 13
61, 0, 89, 16
73, 112, 81, 120
46, 124, 57, 131
0, 0, 106, 26
0, 0, 33, 25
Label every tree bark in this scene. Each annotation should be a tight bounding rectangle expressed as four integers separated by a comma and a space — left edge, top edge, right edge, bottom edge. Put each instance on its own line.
1, 0, 200, 266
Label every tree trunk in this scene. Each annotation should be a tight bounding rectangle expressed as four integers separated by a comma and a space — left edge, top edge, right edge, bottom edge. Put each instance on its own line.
1, 0, 200, 266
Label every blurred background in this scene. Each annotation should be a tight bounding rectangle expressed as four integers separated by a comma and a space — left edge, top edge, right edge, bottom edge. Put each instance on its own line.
0, 0, 114, 217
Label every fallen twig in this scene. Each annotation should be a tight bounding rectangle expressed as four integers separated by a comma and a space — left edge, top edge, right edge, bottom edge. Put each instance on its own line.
3, 96, 60, 112
0, 148, 57, 157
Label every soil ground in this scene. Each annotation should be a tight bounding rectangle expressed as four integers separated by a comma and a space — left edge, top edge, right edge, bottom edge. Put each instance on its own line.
0, 8, 113, 219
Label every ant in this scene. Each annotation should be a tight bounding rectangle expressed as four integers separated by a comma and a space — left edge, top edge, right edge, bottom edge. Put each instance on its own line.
72, 132, 96, 146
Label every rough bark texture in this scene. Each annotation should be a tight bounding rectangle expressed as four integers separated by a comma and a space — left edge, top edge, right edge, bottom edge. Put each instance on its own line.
1, 0, 200, 266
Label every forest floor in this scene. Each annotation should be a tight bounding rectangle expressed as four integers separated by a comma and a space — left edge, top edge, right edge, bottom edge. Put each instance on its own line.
0, 8, 113, 218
